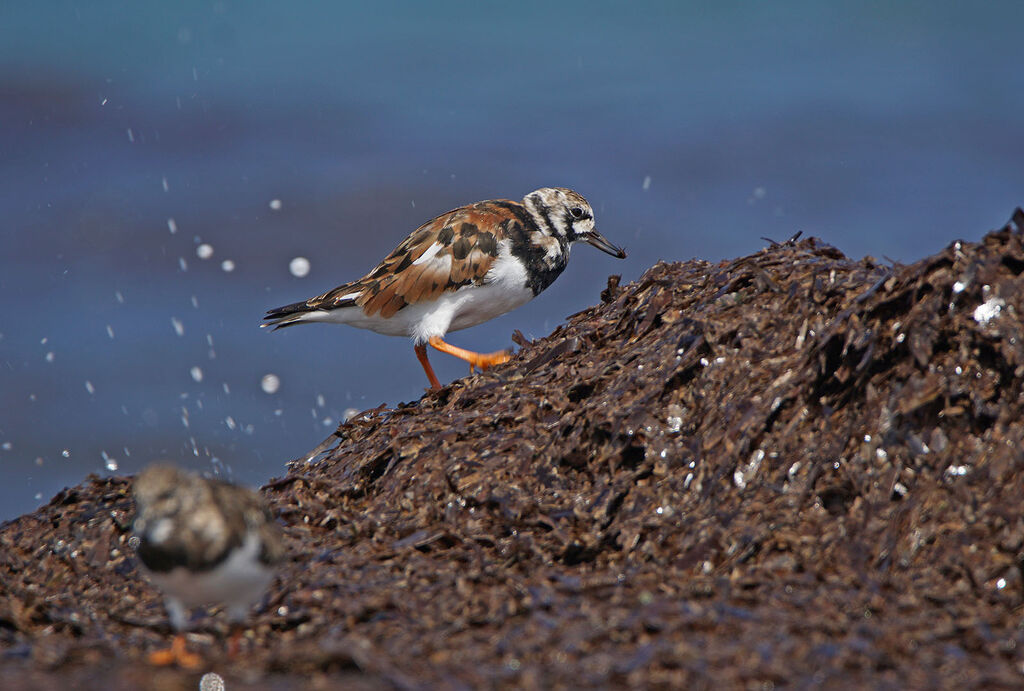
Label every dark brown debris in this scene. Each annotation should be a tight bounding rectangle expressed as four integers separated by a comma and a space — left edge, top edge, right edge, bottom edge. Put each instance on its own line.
4, 210, 1024, 688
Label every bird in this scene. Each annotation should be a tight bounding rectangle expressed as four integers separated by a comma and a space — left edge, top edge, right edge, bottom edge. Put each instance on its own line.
263, 187, 626, 389
132, 464, 286, 668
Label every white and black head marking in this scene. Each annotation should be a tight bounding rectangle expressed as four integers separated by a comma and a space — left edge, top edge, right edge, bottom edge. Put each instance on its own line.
515, 187, 626, 293
525, 187, 586, 241
524, 187, 625, 255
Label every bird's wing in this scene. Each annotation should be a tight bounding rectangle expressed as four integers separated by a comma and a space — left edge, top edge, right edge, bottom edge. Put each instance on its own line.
306, 200, 515, 319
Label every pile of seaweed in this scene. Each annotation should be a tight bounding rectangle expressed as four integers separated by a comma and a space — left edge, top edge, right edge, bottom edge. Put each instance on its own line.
3, 210, 1024, 689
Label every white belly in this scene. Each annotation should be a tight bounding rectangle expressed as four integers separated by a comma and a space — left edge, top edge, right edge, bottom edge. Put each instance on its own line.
146, 532, 275, 622
296, 250, 535, 342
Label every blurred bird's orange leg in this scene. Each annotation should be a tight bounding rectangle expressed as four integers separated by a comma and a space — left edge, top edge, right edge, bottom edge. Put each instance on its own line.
227, 626, 243, 659
149, 633, 202, 669
415, 343, 442, 390
428, 336, 510, 372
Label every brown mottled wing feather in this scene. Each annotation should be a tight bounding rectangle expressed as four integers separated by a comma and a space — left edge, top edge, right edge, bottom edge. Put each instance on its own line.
308, 200, 511, 319
211, 481, 287, 567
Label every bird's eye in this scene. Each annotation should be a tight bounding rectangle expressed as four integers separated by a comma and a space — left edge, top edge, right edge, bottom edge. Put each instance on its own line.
570, 206, 584, 219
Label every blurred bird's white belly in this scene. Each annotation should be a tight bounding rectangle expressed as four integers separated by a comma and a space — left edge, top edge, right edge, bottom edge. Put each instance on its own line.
147, 532, 274, 621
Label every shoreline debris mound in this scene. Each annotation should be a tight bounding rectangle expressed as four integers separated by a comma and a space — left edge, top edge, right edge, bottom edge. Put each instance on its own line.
3, 209, 1023, 688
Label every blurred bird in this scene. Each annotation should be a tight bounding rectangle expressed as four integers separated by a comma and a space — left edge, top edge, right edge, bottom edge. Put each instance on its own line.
132, 464, 285, 667
264, 187, 626, 389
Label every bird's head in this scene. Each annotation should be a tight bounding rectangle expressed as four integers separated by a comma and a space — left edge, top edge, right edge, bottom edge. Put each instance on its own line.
524, 187, 627, 259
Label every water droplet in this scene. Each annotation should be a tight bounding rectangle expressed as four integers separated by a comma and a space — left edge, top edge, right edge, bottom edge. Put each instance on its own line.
199, 672, 225, 691
106, 325, 115, 339
101, 451, 118, 472
269, 198, 282, 211
734, 449, 765, 489
190, 366, 203, 382
85, 380, 95, 395
45, 351, 55, 363
171, 317, 185, 337
126, 128, 135, 143
974, 297, 1004, 324
289, 256, 310, 278
944, 464, 969, 478
167, 218, 178, 234
62, 449, 71, 458
196, 243, 214, 259
221, 259, 235, 272
261, 373, 281, 394
642, 175, 652, 190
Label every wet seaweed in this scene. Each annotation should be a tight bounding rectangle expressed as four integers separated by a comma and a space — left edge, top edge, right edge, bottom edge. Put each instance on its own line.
2, 210, 1024, 688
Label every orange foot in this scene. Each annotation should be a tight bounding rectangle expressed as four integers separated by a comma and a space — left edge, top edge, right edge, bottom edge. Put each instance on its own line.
148, 633, 202, 669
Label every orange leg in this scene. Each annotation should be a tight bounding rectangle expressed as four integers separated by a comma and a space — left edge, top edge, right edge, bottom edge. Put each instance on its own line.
428, 337, 510, 372
148, 633, 202, 669
415, 338, 511, 390
415, 343, 442, 390
227, 626, 243, 658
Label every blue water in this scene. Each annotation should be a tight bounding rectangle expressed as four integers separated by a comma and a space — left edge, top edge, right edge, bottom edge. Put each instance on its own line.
2, 1, 1023, 520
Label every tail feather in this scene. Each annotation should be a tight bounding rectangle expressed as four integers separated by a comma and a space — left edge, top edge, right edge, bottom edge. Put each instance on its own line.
262, 300, 317, 330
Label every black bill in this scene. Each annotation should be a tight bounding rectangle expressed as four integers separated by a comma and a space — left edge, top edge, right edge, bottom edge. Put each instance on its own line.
584, 230, 627, 259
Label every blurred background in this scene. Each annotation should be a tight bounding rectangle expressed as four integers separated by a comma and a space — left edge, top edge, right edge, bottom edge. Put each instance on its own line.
2, 1, 1022, 520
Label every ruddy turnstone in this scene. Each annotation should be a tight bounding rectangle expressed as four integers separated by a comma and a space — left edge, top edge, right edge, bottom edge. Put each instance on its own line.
132, 464, 285, 667
263, 187, 626, 389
